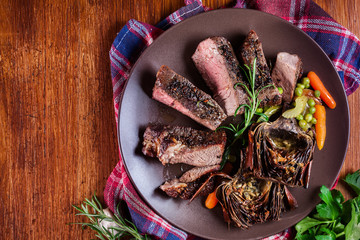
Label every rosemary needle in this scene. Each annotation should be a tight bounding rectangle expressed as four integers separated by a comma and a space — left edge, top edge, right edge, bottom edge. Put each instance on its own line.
218, 58, 273, 168
71, 194, 148, 240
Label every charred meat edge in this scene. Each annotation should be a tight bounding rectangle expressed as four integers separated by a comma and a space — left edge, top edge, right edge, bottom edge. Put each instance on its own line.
160, 165, 220, 199
192, 37, 248, 115
142, 124, 227, 167
152, 65, 227, 130
240, 30, 282, 107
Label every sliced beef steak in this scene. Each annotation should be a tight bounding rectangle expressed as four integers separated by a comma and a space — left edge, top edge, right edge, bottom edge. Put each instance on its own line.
142, 124, 226, 167
192, 37, 248, 116
160, 165, 219, 199
240, 30, 282, 107
153, 65, 227, 130
179, 165, 220, 182
271, 52, 303, 103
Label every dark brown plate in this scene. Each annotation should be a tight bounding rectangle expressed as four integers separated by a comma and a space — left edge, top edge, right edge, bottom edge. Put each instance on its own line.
118, 9, 349, 240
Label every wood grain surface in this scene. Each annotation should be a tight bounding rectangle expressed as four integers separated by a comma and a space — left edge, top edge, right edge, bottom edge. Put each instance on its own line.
0, 0, 359, 239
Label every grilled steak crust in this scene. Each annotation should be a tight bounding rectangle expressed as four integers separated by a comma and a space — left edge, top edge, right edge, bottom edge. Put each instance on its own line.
153, 65, 227, 130
271, 52, 303, 103
192, 37, 248, 116
160, 165, 219, 199
142, 124, 226, 167
240, 30, 282, 107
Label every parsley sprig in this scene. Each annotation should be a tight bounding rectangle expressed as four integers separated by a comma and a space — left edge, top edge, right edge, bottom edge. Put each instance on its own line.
295, 170, 360, 240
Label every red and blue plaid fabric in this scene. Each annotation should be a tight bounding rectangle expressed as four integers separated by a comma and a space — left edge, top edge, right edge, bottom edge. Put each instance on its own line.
105, 0, 360, 239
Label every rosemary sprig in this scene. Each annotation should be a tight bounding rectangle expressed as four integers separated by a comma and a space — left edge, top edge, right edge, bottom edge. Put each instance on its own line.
218, 58, 273, 168
71, 194, 148, 240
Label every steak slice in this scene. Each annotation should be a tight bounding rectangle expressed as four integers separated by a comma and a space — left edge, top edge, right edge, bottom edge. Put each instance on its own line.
142, 124, 226, 167
179, 165, 220, 182
153, 65, 227, 130
240, 30, 282, 107
271, 52, 303, 103
192, 37, 248, 116
160, 165, 220, 199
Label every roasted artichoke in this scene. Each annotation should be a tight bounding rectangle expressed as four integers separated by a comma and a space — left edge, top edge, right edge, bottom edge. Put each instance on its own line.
244, 117, 315, 187
217, 173, 297, 229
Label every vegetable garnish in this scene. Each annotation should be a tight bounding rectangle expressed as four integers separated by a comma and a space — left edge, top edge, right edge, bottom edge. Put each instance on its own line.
72, 194, 148, 240
257, 105, 281, 123
295, 170, 360, 239
217, 58, 273, 168
308, 71, 336, 109
205, 190, 218, 209
313, 104, 326, 150
282, 96, 308, 119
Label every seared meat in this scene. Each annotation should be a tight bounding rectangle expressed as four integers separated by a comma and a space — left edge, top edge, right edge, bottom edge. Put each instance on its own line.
271, 52, 303, 103
192, 37, 248, 116
153, 65, 227, 130
160, 165, 219, 199
142, 124, 226, 167
179, 165, 220, 182
240, 30, 282, 107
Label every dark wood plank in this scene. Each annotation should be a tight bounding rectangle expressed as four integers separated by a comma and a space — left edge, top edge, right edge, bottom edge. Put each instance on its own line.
313, 0, 360, 199
0, 0, 359, 239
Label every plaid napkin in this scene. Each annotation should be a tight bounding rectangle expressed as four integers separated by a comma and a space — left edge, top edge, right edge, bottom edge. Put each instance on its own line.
104, 0, 360, 239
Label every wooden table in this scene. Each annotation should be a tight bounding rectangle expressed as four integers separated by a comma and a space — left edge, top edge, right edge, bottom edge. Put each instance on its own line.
1, 0, 359, 239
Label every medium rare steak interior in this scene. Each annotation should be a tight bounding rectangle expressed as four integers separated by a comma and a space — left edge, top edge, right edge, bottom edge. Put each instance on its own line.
142, 124, 226, 167
192, 37, 248, 116
153, 65, 227, 130
160, 165, 220, 199
271, 52, 303, 103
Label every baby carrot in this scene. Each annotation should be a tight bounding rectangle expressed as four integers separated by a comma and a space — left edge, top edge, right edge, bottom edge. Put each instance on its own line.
307, 71, 336, 109
205, 190, 218, 209
313, 104, 326, 150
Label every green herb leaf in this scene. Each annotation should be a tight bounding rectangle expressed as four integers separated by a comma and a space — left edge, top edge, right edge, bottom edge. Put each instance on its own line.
317, 227, 336, 240
333, 221, 345, 234
295, 216, 331, 234
331, 189, 345, 205
295, 234, 314, 240
318, 186, 342, 220
345, 201, 360, 240
315, 235, 335, 240
254, 111, 269, 121
316, 203, 337, 220
344, 170, 360, 195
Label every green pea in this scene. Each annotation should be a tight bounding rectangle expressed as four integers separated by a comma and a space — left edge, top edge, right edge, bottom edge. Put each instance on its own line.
277, 87, 283, 94
302, 77, 310, 86
302, 124, 309, 131
307, 99, 316, 107
308, 106, 316, 114
299, 119, 307, 129
305, 113, 313, 122
295, 88, 303, 97
304, 83, 310, 89
297, 83, 305, 89
311, 118, 317, 125
296, 114, 304, 121
314, 90, 321, 98
256, 108, 263, 113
